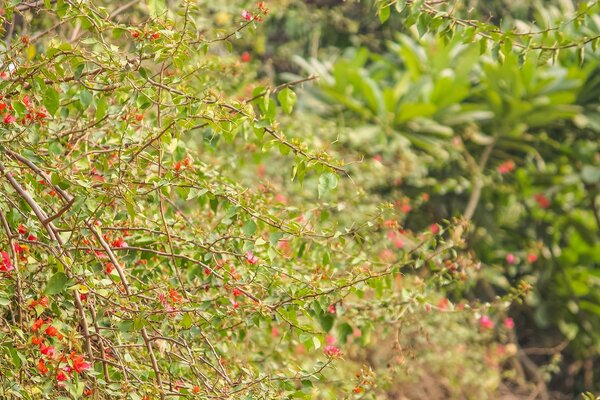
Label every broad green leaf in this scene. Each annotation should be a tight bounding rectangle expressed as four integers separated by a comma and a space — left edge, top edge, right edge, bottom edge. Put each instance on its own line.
45, 272, 69, 295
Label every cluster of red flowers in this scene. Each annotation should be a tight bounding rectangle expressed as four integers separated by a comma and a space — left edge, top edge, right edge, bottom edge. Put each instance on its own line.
241, 2, 270, 22
0, 96, 48, 126
131, 29, 161, 41
173, 157, 192, 172
31, 315, 91, 381
20, 95, 49, 125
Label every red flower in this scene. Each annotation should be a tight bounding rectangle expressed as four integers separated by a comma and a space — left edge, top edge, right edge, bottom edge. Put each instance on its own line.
150, 32, 161, 40
503, 317, 515, 329
31, 336, 43, 345
479, 315, 494, 330
18, 224, 26, 235
192, 385, 201, 394
245, 251, 258, 265
498, 160, 515, 174
37, 358, 48, 374
45, 325, 58, 337
3, 114, 16, 124
241, 10, 253, 21
38, 296, 49, 307
241, 51, 251, 63
40, 344, 56, 358
327, 304, 336, 314
0, 102, 6, 112
27, 234, 37, 241
23, 95, 31, 108
56, 370, 68, 381
169, 288, 183, 303
527, 253, 538, 263
131, 30, 140, 39
232, 287, 242, 297
0, 250, 13, 272
71, 353, 91, 373
31, 318, 45, 332
429, 223, 439, 234
323, 345, 342, 358
105, 262, 115, 274
84, 388, 93, 396
533, 193, 550, 209
111, 237, 128, 248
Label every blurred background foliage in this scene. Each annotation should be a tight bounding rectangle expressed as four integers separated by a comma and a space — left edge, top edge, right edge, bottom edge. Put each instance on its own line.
240, 0, 600, 396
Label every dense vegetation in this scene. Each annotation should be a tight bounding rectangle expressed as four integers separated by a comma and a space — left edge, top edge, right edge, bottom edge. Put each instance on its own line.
0, 0, 599, 399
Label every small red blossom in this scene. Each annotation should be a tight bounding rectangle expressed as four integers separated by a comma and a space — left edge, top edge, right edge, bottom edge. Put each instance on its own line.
45, 325, 58, 337
80, 293, 87, 302
533, 193, 550, 209
3, 114, 16, 124
505, 253, 516, 265
131, 30, 140, 39
0, 250, 13, 272
353, 387, 364, 394
37, 358, 48, 374
241, 10, 253, 21
241, 51, 251, 63
232, 287, 243, 297
56, 370, 68, 382
111, 237, 128, 248
479, 315, 494, 330
71, 353, 91, 373
527, 253, 538, 263
40, 344, 56, 358
245, 251, 259, 265
192, 385, 201, 394
498, 160, 515, 174
105, 262, 115, 274
84, 388, 93, 396
31, 318, 45, 332
503, 317, 515, 329
323, 345, 342, 358
31, 336, 43, 345
169, 288, 183, 303
327, 304, 336, 314
27, 234, 37, 241
429, 223, 439, 234
18, 224, 27, 235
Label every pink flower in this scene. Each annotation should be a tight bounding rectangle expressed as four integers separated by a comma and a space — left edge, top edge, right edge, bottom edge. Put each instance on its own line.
0, 251, 13, 272
503, 317, 515, 329
323, 345, 342, 358
3, 114, 16, 124
241, 10, 253, 21
505, 253, 516, 265
325, 335, 336, 345
245, 251, 258, 265
479, 315, 494, 330
327, 304, 336, 314
429, 224, 439, 234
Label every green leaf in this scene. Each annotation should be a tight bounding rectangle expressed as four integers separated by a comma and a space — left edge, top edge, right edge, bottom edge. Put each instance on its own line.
79, 90, 93, 110
277, 87, 297, 115
318, 173, 338, 198
45, 272, 69, 295
43, 87, 60, 116
378, 5, 391, 23
242, 220, 257, 236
